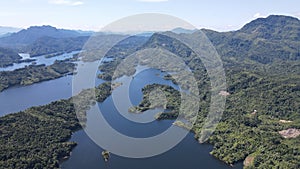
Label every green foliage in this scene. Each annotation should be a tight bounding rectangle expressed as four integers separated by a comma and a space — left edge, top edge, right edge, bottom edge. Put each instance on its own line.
2, 15, 300, 169
0, 47, 21, 67
130, 84, 181, 119
97, 36, 149, 80
95, 82, 112, 102
129, 16, 300, 168
203, 15, 300, 64
0, 82, 112, 169
0, 60, 76, 92
26, 36, 88, 57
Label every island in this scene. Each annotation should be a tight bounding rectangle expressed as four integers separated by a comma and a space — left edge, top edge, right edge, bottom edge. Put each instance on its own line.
101, 150, 110, 162
0, 60, 76, 92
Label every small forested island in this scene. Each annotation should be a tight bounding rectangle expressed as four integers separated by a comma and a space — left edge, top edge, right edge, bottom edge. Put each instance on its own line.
0, 60, 76, 92
101, 150, 110, 162
0, 82, 112, 169
129, 84, 180, 120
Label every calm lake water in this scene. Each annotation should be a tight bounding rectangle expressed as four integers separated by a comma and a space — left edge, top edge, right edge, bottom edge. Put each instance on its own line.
0, 60, 103, 116
0, 60, 243, 169
0, 51, 80, 71
65, 67, 243, 169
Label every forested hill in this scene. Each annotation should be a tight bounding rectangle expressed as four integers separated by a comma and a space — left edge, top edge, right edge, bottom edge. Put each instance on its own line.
202, 15, 300, 64
134, 15, 300, 168
0, 26, 90, 59
0, 15, 299, 169
24, 36, 89, 57
0, 47, 21, 67
0, 25, 81, 46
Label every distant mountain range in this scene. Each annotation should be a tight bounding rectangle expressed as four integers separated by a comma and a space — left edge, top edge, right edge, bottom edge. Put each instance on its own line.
0, 15, 299, 168
0, 26, 21, 37
0, 15, 299, 66
171, 27, 197, 34
0, 25, 196, 47
0, 25, 85, 47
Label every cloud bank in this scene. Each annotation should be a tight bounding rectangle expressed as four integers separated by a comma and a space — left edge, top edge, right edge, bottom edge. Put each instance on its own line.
48, 0, 84, 6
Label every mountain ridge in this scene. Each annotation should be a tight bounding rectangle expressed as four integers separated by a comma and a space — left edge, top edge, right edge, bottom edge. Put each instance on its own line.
0, 25, 82, 47
201, 15, 300, 64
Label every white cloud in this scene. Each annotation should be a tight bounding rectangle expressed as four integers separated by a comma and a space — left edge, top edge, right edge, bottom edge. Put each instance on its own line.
253, 13, 266, 19
71, 1, 84, 5
49, 0, 84, 6
137, 0, 169, 2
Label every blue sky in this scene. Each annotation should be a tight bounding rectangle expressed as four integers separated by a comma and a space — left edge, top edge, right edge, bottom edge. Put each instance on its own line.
1, 0, 300, 31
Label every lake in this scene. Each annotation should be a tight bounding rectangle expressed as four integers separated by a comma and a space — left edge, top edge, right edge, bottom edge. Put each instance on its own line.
0, 60, 243, 169
0, 51, 80, 71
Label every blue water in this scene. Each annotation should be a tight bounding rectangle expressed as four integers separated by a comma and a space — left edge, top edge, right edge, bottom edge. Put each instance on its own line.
0, 60, 104, 116
0, 51, 80, 71
61, 68, 243, 169
0, 59, 243, 169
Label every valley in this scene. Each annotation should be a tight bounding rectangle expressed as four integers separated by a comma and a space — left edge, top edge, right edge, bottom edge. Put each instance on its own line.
0, 15, 299, 169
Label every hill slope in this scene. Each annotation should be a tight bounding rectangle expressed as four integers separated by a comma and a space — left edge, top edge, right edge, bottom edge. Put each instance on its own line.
203, 15, 300, 64
0, 47, 21, 67
0, 25, 82, 47
121, 15, 300, 168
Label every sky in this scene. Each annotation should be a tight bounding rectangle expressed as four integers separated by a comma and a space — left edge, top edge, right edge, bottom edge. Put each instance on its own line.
1, 0, 300, 32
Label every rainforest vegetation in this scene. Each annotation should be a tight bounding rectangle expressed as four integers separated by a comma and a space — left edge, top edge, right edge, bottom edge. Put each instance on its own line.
0, 47, 21, 67
99, 15, 300, 168
0, 60, 76, 92
0, 82, 112, 169
0, 15, 299, 169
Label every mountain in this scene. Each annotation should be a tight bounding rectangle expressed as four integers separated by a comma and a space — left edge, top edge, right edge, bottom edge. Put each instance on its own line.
25, 36, 89, 57
0, 15, 299, 169
123, 15, 300, 168
202, 15, 300, 64
0, 25, 82, 47
171, 27, 196, 34
239, 15, 300, 40
0, 26, 21, 37
75, 30, 95, 36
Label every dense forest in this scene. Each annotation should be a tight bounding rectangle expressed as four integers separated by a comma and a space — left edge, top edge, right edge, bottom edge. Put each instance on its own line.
0, 60, 76, 92
0, 15, 299, 169
0, 82, 112, 169
98, 15, 300, 168
0, 47, 21, 67
25, 36, 89, 57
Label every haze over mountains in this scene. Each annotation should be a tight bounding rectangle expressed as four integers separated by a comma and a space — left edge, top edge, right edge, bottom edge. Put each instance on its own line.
0, 14, 299, 169
0, 15, 299, 66
0, 26, 85, 47
0, 26, 21, 37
